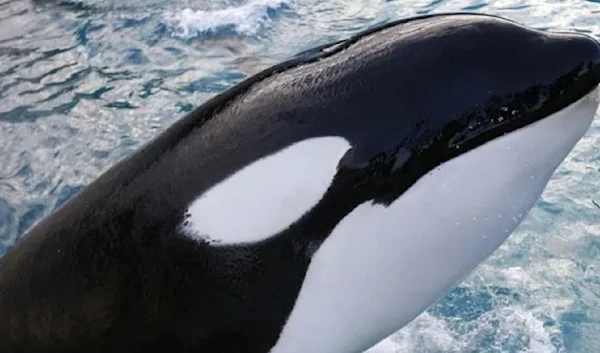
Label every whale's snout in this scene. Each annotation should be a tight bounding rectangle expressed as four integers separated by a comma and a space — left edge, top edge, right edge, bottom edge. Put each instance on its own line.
567, 32, 600, 75
545, 31, 600, 103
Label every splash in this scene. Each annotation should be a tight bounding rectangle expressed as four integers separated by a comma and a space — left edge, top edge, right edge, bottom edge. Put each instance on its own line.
164, 0, 291, 38
363, 303, 562, 353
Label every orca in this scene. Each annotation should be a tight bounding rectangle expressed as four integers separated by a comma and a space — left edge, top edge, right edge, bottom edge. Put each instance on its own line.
1, 12, 599, 353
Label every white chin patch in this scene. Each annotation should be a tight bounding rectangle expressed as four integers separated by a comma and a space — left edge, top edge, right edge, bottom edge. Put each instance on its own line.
181, 136, 352, 245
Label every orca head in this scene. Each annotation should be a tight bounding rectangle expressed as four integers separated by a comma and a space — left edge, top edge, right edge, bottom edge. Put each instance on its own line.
327, 13, 600, 196
144, 14, 600, 353
269, 14, 600, 353
173, 14, 600, 255
402, 13, 600, 163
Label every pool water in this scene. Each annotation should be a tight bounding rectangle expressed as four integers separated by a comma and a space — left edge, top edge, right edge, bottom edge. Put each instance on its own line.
2, 0, 600, 352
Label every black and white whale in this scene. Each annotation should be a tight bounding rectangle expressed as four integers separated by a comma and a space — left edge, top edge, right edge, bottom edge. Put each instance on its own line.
1, 12, 600, 353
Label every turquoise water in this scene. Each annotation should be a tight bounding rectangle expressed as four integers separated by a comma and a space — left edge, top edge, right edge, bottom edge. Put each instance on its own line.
2, 0, 600, 351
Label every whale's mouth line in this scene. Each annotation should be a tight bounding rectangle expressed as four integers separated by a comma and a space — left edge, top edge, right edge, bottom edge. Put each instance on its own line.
375, 80, 600, 206
444, 67, 600, 157
584, 84, 600, 104
501, 84, 599, 135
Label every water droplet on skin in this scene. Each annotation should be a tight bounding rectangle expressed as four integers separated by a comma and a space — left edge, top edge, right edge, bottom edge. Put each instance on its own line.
472, 217, 477, 221
498, 116, 504, 122
511, 110, 517, 115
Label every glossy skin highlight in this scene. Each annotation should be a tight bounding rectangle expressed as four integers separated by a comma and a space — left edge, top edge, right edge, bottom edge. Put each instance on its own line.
0, 12, 599, 353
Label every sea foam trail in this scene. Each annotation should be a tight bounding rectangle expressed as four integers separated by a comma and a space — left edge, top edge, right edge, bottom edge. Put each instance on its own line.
164, 0, 291, 38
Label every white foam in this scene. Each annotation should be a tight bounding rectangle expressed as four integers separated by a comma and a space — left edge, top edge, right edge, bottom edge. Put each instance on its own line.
371, 312, 462, 353
164, 0, 290, 38
364, 303, 562, 353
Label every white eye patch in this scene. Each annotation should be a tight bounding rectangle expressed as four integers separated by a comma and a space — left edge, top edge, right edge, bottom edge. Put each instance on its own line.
181, 136, 352, 245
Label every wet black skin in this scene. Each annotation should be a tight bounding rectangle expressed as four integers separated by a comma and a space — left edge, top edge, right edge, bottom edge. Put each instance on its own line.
1, 13, 600, 353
